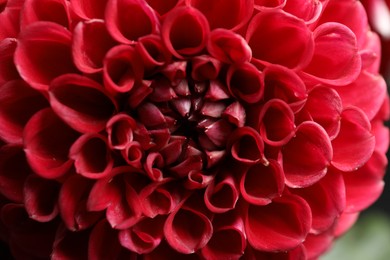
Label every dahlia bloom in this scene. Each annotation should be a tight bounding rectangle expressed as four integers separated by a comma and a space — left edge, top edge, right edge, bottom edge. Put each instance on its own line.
0, 0, 388, 259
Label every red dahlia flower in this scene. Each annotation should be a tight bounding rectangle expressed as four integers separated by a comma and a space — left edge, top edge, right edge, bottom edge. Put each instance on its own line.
0, 0, 388, 259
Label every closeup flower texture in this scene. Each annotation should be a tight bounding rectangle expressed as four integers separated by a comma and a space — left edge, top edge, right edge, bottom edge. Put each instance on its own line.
0, 0, 389, 259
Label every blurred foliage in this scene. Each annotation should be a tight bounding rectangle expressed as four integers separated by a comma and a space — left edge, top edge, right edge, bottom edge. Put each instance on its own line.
322, 212, 390, 260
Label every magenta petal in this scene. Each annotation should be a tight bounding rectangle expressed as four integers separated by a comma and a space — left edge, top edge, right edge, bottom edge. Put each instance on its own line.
70, 0, 109, 19
331, 107, 375, 172
0, 80, 48, 144
73, 20, 116, 74
245, 194, 311, 251
88, 219, 122, 260
69, 133, 114, 179
227, 62, 264, 104
187, 0, 254, 31
0, 145, 32, 202
49, 74, 117, 133
14, 22, 77, 91
247, 10, 314, 70
162, 6, 209, 58
240, 159, 284, 205
0, 38, 19, 85
105, 0, 159, 44
302, 22, 361, 86
282, 121, 332, 188
164, 205, 213, 254
24, 175, 60, 222
23, 108, 79, 179
259, 99, 295, 146
207, 28, 252, 64
103, 44, 144, 94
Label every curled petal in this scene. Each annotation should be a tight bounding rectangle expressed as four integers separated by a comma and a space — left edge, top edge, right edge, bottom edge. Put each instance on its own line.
20, 0, 70, 29
222, 101, 246, 128
162, 6, 209, 58
0, 145, 32, 202
258, 99, 295, 146
24, 175, 60, 222
0, 80, 48, 144
88, 219, 122, 260
184, 171, 214, 190
121, 141, 144, 169
240, 159, 284, 206
191, 55, 221, 81
169, 155, 203, 178
145, 0, 182, 16
283, 0, 323, 24
204, 172, 239, 213
144, 152, 164, 181
247, 10, 314, 70
136, 35, 171, 74
69, 134, 114, 179
226, 62, 264, 104
23, 108, 79, 179
207, 29, 252, 64
187, 0, 254, 30
106, 113, 137, 150
164, 205, 213, 254
203, 119, 234, 147
49, 74, 117, 133
14, 22, 77, 91
103, 44, 144, 94
0, 38, 19, 85
105, 0, 159, 44
282, 121, 332, 188
127, 80, 153, 109
58, 175, 102, 231
73, 20, 116, 74
245, 194, 311, 251
302, 23, 361, 86
331, 107, 375, 172
70, 0, 109, 19
228, 126, 267, 165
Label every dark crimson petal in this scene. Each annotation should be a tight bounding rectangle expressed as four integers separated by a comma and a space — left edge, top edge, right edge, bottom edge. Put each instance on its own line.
207, 29, 252, 64
302, 23, 361, 86
303, 230, 334, 260
258, 99, 295, 146
103, 44, 144, 94
337, 71, 387, 120
144, 152, 164, 181
262, 64, 307, 113
205, 80, 230, 101
70, 0, 109, 19
203, 119, 234, 147
245, 194, 311, 251
106, 113, 137, 150
226, 62, 264, 104
187, 0, 254, 30
292, 169, 345, 233
191, 55, 221, 81
136, 35, 171, 74
159, 137, 185, 165
282, 122, 332, 188
204, 172, 239, 213
24, 175, 60, 222
88, 219, 123, 260
301, 86, 342, 140
164, 205, 213, 254
20, 0, 70, 29
222, 101, 246, 128
58, 175, 102, 231
228, 126, 268, 165
105, 0, 159, 44
343, 151, 386, 213
1, 204, 58, 259
246, 10, 314, 70
161, 61, 187, 85
0, 145, 32, 202
145, 0, 182, 16
52, 225, 89, 260
144, 241, 200, 260
331, 107, 375, 172
184, 171, 214, 190
121, 141, 144, 169
0, 38, 19, 85
73, 20, 117, 74
283, 0, 323, 24
69, 134, 113, 179
23, 108, 79, 179
169, 155, 203, 178
127, 80, 153, 109
240, 159, 284, 205
161, 6, 209, 59
14, 21, 77, 91
119, 215, 165, 254
49, 74, 117, 133
0, 80, 48, 144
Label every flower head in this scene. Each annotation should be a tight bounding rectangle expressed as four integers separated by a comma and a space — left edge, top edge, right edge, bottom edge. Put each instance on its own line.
0, 0, 388, 259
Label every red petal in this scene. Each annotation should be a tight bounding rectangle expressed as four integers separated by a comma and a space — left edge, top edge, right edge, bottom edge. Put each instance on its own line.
106, 113, 137, 150
136, 34, 171, 74
245, 194, 311, 251
14, 22, 77, 91
144, 241, 200, 260
303, 230, 334, 260
333, 212, 359, 237
0, 1, 23, 41
205, 172, 239, 213
49, 74, 117, 133
145, 0, 182, 16
121, 141, 144, 169
283, 0, 323, 24
0, 38, 19, 85
222, 101, 246, 128
254, 0, 286, 9
282, 122, 332, 188
23, 108, 79, 179
247, 10, 314, 70
191, 55, 222, 81
88, 219, 122, 260
331, 107, 375, 171
162, 6, 209, 58
105, 0, 159, 44
70, 0, 109, 19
